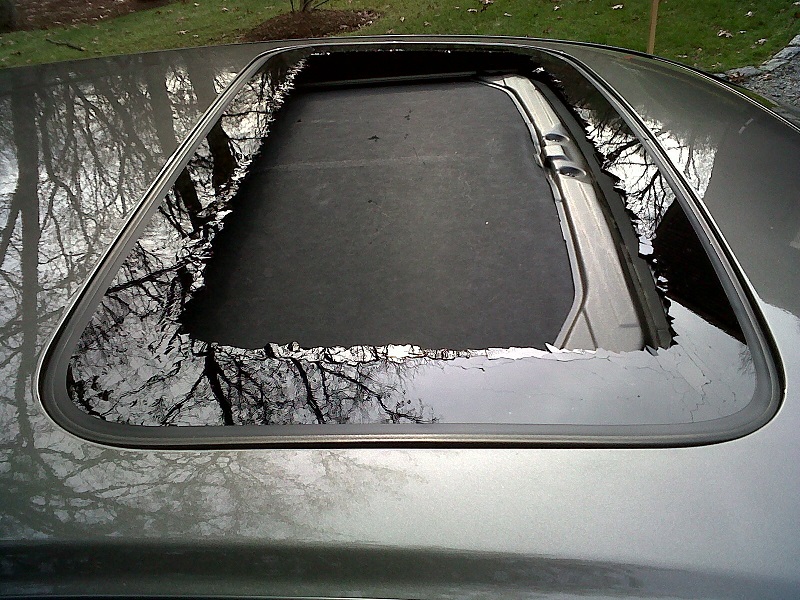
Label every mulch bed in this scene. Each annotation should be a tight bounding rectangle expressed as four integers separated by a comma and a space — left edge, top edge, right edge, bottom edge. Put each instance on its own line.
239, 9, 379, 42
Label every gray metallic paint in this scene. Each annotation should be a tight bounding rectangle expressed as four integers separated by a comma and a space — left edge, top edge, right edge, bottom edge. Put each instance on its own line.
1, 37, 799, 597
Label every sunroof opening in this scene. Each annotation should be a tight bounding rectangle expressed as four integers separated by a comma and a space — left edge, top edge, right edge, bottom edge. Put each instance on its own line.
181, 80, 574, 351
41, 44, 776, 445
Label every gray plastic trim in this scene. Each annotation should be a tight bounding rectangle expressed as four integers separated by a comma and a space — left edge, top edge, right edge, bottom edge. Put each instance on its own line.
480, 75, 649, 352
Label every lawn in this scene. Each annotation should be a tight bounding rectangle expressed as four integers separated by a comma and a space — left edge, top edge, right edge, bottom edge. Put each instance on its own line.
0, 0, 798, 71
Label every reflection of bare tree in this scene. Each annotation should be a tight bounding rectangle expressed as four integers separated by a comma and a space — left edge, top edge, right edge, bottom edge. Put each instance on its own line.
0, 67, 163, 537
194, 343, 437, 426
0, 52, 412, 542
185, 60, 237, 194
574, 104, 676, 242
68, 58, 440, 426
650, 122, 717, 199
0, 58, 215, 538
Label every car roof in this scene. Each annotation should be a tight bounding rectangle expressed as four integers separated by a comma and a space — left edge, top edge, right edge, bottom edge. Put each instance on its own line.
1, 37, 799, 597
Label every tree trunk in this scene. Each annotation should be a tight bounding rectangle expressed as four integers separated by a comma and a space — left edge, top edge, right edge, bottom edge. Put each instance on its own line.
0, 0, 17, 33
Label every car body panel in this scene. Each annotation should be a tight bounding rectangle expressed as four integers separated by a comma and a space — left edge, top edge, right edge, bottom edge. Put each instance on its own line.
1, 37, 799, 597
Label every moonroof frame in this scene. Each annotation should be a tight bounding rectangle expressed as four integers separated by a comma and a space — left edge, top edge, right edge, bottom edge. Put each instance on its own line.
37, 40, 781, 449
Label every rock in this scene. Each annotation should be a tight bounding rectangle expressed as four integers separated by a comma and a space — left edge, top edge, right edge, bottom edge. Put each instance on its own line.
727, 65, 762, 79
790, 34, 800, 47
761, 58, 787, 73
774, 46, 800, 61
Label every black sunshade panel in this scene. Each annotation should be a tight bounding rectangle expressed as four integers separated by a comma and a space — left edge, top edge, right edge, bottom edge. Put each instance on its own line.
183, 81, 574, 350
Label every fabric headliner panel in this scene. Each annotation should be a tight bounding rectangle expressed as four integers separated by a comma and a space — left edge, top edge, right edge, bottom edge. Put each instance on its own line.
183, 81, 574, 350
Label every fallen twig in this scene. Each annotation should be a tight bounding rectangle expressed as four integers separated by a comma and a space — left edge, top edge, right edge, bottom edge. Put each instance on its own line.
45, 38, 86, 52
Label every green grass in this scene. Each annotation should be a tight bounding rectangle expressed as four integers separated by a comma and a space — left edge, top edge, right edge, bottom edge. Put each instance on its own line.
0, 0, 797, 71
